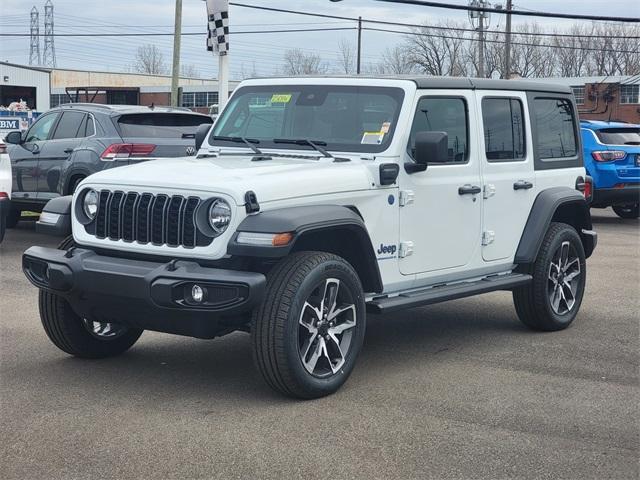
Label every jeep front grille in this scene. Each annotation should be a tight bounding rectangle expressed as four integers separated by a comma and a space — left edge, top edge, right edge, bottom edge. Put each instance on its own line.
92, 190, 203, 248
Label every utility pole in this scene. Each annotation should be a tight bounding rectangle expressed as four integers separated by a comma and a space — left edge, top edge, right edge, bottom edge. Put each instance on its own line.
356, 16, 362, 74
170, 0, 183, 107
503, 0, 512, 79
469, 0, 490, 78
29, 7, 40, 66
478, 7, 484, 77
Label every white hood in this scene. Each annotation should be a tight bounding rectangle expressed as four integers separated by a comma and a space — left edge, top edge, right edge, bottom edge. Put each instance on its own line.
87, 155, 375, 204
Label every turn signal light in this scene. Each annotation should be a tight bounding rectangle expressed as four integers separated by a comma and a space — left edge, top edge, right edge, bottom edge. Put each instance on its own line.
591, 150, 626, 162
100, 143, 156, 160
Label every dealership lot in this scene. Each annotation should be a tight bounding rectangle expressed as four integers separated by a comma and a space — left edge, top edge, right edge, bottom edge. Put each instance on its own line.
1, 208, 638, 479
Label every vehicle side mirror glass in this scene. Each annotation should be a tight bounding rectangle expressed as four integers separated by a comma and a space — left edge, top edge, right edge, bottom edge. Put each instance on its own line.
195, 123, 212, 151
4, 131, 23, 145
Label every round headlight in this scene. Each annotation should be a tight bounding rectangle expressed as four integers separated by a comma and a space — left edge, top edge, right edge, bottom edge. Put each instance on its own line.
83, 189, 99, 220
208, 198, 231, 234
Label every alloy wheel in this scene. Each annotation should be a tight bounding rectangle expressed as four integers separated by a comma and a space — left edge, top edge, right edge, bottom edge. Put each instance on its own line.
298, 278, 357, 377
82, 319, 128, 340
547, 240, 581, 315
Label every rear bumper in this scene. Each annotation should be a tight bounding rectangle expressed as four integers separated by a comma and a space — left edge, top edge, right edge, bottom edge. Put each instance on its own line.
22, 246, 266, 339
592, 184, 640, 207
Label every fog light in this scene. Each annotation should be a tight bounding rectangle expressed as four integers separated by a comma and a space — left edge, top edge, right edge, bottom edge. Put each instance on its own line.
191, 284, 204, 303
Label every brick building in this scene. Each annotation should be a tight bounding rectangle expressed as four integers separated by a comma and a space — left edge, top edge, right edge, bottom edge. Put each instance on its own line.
541, 75, 640, 124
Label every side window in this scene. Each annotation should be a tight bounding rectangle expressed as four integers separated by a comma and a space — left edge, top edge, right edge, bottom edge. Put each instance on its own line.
533, 98, 577, 159
482, 97, 525, 162
408, 97, 468, 163
25, 113, 59, 142
84, 115, 95, 136
52, 111, 85, 140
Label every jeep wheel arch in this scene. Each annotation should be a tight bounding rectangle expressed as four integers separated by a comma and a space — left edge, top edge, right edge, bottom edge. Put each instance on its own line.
515, 187, 595, 265
228, 205, 383, 293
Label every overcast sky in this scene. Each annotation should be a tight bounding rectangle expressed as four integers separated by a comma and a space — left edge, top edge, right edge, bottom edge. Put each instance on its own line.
1, 0, 638, 79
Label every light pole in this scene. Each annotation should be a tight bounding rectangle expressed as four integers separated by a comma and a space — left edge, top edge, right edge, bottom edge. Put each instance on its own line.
170, 0, 182, 107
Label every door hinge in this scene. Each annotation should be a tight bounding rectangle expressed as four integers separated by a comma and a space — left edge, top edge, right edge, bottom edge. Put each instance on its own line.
482, 230, 495, 246
399, 190, 414, 206
399, 241, 414, 258
483, 184, 496, 199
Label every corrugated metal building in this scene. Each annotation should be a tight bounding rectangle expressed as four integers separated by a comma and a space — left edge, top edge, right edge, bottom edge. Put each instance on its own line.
0, 62, 51, 112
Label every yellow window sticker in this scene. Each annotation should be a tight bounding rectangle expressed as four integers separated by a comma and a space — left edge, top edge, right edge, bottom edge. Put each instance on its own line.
271, 94, 292, 103
361, 131, 385, 145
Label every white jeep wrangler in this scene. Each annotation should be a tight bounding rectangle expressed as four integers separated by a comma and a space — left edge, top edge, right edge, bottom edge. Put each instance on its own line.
23, 77, 597, 398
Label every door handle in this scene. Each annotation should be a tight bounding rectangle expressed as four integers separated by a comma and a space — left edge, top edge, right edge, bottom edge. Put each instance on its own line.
458, 184, 482, 195
64, 148, 74, 154
513, 180, 534, 190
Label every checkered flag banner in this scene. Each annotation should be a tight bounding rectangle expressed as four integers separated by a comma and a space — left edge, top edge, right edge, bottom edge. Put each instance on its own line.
206, 0, 229, 55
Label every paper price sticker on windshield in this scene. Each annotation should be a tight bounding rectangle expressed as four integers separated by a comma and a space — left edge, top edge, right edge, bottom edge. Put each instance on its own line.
361, 131, 385, 145
381, 122, 391, 133
271, 94, 292, 103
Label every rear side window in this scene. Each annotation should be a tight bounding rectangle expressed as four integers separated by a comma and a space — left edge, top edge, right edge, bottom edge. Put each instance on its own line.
533, 98, 577, 159
117, 113, 213, 138
482, 98, 525, 161
595, 128, 640, 145
408, 97, 468, 163
52, 111, 85, 140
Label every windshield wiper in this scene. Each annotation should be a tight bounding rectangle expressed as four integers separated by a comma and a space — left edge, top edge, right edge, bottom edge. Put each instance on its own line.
212, 136, 266, 156
273, 138, 333, 158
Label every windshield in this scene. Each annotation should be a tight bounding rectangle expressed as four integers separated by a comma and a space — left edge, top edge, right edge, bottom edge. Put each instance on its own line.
210, 85, 405, 153
595, 127, 640, 145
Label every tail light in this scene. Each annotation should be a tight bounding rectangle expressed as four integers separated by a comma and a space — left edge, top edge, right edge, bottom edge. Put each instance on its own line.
100, 143, 156, 161
0, 192, 8, 198
0, 143, 6, 154
576, 176, 593, 203
591, 150, 626, 162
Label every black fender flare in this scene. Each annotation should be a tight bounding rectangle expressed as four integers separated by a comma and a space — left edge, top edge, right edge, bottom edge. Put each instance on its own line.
228, 205, 383, 293
35, 195, 73, 237
515, 187, 595, 264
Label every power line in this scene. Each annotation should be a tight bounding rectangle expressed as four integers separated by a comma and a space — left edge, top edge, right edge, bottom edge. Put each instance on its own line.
0, 27, 356, 37
228, 2, 640, 40
369, 0, 640, 23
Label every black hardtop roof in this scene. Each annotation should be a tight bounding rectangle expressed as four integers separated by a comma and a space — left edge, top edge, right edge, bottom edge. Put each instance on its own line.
251, 75, 572, 94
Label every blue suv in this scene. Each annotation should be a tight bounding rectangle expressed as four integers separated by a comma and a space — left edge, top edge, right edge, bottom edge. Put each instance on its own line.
580, 120, 640, 218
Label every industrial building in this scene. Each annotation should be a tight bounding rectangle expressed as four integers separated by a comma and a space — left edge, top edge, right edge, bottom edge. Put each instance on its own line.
0, 62, 51, 112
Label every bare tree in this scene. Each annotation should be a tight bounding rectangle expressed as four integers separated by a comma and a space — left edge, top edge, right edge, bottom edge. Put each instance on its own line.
405, 21, 470, 76
281, 48, 329, 75
508, 23, 556, 78
133, 44, 168, 75
371, 46, 417, 75
240, 61, 259, 79
180, 64, 200, 78
337, 39, 355, 74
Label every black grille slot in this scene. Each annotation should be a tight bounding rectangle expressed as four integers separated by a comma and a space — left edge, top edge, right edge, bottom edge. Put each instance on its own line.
89, 191, 204, 248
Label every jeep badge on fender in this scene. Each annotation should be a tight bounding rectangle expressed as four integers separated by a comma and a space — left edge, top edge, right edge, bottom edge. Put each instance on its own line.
23, 76, 596, 399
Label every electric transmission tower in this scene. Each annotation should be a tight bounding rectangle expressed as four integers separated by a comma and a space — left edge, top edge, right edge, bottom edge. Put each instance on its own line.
42, 0, 56, 67
29, 6, 41, 66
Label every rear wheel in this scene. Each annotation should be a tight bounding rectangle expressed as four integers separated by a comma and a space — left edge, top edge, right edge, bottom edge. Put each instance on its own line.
513, 222, 586, 331
38, 236, 143, 358
252, 252, 366, 399
68, 175, 85, 195
612, 203, 639, 219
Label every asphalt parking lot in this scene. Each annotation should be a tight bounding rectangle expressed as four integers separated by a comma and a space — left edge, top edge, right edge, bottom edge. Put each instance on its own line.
1, 208, 638, 480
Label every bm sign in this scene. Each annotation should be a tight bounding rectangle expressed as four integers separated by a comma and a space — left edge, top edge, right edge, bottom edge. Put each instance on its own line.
0, 118, 20, 130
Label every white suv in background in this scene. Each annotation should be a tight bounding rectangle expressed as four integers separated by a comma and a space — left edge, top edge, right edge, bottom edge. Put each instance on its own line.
0, 139, 11, 243
23, 76, 597, 398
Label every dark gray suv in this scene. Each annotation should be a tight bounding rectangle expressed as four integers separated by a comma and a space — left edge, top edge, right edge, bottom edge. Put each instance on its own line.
4, 103, 212, 226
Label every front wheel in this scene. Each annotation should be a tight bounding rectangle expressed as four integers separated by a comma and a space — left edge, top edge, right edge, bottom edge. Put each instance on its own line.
38, 236, 143, 358
252, 252, 366, 399
513, 222, 586, 331
612, 203, 639, 219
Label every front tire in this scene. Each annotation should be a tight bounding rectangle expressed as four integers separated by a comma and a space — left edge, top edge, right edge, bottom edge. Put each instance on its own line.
252, 252, 366, 399
513, 222, 586, 331
38, 236, 143, 358
612, 203, 639, 219
6, 207, 20, 228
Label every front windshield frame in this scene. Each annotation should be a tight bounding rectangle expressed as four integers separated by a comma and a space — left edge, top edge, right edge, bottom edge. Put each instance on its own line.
209, 84, 405, 154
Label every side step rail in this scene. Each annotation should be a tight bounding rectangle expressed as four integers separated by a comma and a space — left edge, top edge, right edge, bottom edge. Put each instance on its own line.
367, 273, 532, 314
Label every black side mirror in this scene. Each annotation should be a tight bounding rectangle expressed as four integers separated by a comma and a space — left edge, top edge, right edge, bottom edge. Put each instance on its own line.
405, 131, 449, 174
4, 130, 23, 145
195, 123, 212, 151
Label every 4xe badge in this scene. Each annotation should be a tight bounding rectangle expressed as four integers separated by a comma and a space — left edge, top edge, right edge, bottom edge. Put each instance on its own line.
377, 243, 397, 259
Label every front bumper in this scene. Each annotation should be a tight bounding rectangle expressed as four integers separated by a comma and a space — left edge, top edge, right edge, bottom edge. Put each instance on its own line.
23, 246, 266, 338
592, 184, 640, 207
